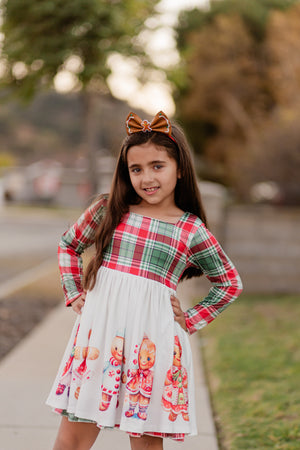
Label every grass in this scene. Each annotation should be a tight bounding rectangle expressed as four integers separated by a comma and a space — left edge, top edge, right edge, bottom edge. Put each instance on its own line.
200, 294, 300, 450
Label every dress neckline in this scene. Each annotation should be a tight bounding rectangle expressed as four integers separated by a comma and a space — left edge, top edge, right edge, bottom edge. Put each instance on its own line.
128, 211, 188, 226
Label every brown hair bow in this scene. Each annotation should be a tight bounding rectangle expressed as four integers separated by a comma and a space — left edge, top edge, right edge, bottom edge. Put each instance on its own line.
125, 111, 172, 137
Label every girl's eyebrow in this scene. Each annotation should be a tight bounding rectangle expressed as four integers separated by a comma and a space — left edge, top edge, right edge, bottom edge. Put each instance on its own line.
151, 160, 166, 164
128, 160, 166, 169
128, 163, 140, 170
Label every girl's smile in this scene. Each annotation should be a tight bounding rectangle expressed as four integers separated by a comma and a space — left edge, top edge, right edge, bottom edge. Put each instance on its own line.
144, 187, 159, 194
127, 142, 180, 212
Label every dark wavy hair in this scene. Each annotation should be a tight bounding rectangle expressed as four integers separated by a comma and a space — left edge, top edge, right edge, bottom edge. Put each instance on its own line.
84, 122, 208, 291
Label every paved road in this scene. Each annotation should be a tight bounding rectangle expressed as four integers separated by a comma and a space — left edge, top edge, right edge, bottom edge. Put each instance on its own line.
0, 206, 78, 282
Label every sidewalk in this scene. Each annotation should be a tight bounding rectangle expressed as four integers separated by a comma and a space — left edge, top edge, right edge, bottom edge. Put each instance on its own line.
0, 279, 219, 450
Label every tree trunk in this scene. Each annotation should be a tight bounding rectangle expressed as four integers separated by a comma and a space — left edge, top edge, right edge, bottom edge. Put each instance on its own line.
82, 91, 99, 196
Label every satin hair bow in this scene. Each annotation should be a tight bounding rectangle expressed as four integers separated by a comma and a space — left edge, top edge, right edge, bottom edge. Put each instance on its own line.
125, 111, 172, 137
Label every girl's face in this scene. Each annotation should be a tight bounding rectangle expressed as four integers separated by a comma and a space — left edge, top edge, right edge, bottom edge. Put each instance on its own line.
127, 142, 180, 211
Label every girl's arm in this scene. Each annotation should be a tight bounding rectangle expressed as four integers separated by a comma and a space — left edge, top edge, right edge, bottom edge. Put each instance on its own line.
185, 224, 243, 334
58, 195, 108, 306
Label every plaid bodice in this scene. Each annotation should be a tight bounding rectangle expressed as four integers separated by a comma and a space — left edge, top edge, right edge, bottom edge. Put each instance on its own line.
102, 211, 201, 290
58, 196, 243, 334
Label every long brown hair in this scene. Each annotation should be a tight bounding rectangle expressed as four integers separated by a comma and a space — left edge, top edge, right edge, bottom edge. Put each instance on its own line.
84, 122, 208, 291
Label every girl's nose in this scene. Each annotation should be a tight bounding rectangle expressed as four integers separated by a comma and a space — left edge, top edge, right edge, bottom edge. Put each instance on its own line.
142, 170, 155, 184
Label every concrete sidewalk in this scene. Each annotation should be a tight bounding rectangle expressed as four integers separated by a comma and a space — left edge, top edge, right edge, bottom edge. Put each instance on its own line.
0, 280, 219, 450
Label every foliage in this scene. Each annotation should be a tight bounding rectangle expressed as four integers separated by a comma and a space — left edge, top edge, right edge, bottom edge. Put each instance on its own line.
172, 0, 300, 202
201, 294, 300, 449
177, 0, 297, 48
0, 0, 160, 193
0, 0, 159, 100
0, 151, 16, 167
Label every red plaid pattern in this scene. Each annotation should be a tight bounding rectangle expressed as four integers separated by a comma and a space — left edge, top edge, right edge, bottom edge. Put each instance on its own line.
184, 226, 243, 334
58, 197, 243, 333
58, 195, 108, 306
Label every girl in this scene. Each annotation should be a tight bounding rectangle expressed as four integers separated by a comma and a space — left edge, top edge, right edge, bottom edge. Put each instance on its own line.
47, 111, 243, 450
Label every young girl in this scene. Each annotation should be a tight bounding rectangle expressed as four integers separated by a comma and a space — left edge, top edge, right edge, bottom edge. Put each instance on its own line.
47, 111, 243, 450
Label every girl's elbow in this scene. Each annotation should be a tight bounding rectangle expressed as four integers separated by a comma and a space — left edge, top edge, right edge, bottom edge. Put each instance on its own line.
224, 269, 243, 298
58, 233, 69, 252
58, 231, 79, 254
224, 267, 243, 296
233, 273, 243, 296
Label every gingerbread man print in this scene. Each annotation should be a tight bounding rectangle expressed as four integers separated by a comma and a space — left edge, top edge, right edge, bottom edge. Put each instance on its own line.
99, 334, 125, 411
125, 335, 156, 420
162, 335, 189, 422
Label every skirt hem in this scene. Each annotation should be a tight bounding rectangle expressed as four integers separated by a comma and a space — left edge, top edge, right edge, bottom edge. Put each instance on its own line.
52, 407, 193, 442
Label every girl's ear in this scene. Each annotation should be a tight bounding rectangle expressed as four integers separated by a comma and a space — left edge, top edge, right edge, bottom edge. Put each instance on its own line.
177, 169, 182, 179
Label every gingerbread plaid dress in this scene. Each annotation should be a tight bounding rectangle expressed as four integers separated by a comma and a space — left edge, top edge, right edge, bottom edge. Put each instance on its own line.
46, 196, 242, 441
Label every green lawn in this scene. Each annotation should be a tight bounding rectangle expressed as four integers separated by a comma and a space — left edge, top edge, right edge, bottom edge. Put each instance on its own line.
201, 295, 300, 450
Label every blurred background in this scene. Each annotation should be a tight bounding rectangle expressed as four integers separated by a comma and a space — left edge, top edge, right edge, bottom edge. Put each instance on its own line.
1, 0, 299, 294
0, 1, 300, 449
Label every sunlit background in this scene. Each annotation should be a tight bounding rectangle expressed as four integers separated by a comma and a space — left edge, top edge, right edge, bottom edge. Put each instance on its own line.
1, 0, 208, 115
106, 0, 209, 115
0, 0, 299, 272
0, 1, 300, 449
52, 0, 209, 115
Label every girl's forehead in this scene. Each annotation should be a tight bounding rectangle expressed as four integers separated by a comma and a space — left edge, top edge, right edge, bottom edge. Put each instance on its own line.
127, 142, 172, 163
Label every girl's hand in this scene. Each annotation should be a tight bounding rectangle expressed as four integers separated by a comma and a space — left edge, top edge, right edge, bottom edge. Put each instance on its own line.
71, 292, 86, 315
170, 295, 187, 332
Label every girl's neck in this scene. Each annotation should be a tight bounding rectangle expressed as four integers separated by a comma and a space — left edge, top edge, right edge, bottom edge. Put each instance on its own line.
129, 203, 185, 223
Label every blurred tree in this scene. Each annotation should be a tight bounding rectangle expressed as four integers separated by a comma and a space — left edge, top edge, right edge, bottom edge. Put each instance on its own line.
0, 0, 159, 193
247, 3, 300, 204
265, 3, 300, 106
175, 14, 263, 188
246, 115, 300, 205
171, 0, 299, 199
176, 0, 297, 46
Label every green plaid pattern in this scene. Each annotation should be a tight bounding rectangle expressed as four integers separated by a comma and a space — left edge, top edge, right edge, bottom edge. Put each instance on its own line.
58, 195, 108, 305
58, 199, 243, 334
101, 213, 189, 288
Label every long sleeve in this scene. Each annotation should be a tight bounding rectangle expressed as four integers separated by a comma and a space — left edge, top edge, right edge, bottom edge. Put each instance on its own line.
184, 223, 243, 334
58, 195, 108, 306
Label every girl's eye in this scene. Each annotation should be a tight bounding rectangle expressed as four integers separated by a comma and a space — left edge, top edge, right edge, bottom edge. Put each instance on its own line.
131, 168, 140, 174
154, 164, 162, 170
147, 356, 151, 361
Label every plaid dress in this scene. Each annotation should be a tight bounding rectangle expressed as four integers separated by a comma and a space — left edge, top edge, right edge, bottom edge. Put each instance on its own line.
47, 196, 242, 441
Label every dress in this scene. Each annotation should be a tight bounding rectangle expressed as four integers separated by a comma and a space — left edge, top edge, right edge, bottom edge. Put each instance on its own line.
46, 196, 243, 441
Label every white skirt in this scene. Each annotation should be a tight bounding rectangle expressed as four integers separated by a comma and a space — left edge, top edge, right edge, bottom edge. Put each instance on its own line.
46, 267, 197, 440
